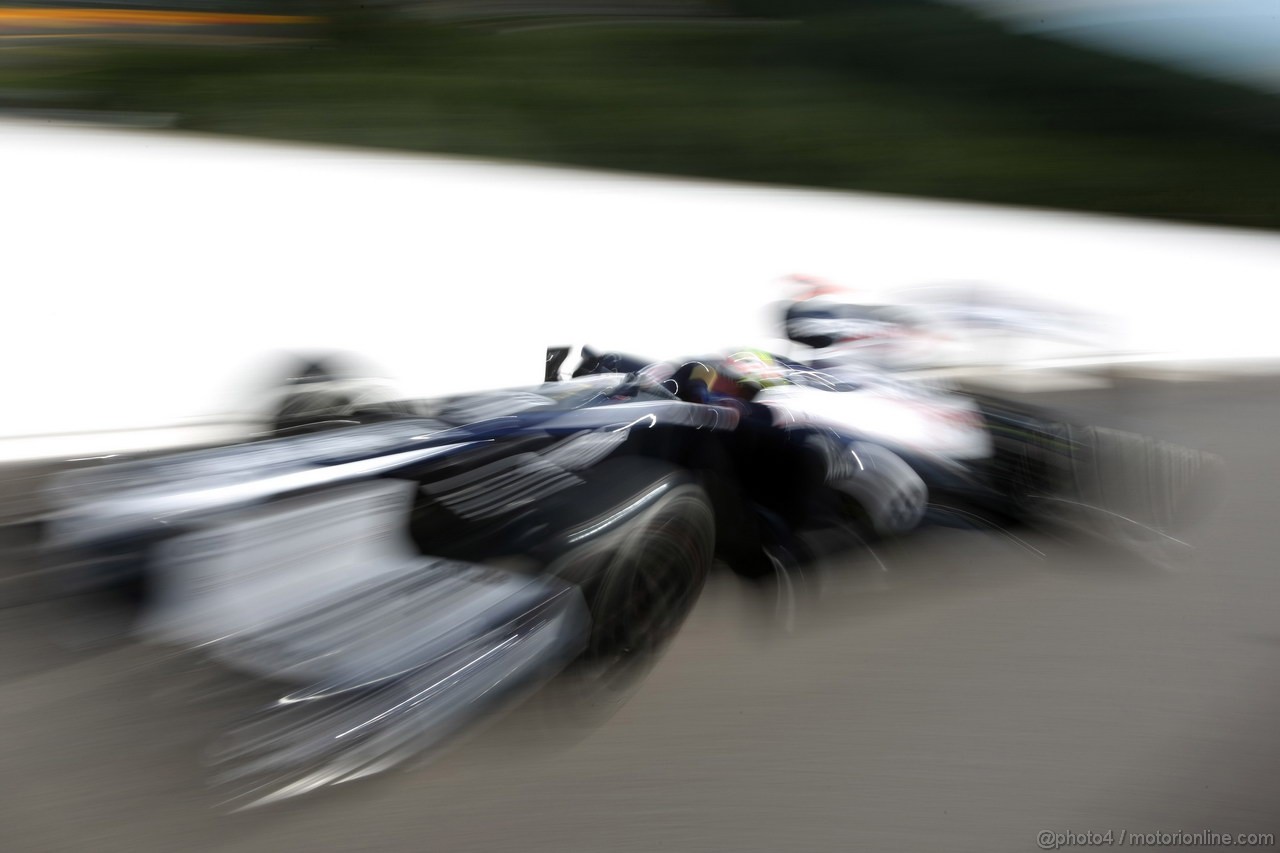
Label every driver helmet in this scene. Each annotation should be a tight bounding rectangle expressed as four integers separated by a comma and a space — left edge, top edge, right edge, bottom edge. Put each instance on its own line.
695, 349, 789, 400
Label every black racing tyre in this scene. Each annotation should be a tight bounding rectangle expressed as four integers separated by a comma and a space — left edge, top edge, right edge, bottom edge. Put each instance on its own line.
543, 475, 714, 721
971, 402, 1075, 524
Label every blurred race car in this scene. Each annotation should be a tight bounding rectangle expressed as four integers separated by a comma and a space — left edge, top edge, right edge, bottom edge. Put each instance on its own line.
30, 355, 1025, 809
776, 276, 1112, 370
37, 345, 1219, 810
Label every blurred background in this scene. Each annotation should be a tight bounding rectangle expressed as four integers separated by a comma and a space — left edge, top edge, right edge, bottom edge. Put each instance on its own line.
3, 0, 1280, 227
2, 2, 1280, 851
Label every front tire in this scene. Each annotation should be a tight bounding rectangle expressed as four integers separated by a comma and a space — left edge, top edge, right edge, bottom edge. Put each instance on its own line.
544, 476, 714, 721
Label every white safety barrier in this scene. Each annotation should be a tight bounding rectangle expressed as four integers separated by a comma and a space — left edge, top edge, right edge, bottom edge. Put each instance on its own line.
4, 117, 1280, 461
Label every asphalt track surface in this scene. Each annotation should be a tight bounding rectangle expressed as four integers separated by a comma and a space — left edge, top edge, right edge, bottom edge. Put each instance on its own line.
1, 376, 1277, 853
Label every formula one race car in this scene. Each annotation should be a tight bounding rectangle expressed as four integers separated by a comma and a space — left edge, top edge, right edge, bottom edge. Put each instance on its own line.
37, 345, 1218, 810
774, 275, 1112, 370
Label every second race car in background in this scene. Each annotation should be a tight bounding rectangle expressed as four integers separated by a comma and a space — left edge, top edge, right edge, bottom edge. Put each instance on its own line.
775, 276, 1114, 371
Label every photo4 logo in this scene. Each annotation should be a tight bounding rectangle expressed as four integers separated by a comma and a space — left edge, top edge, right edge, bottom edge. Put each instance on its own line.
1038, 829, 1275, 849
